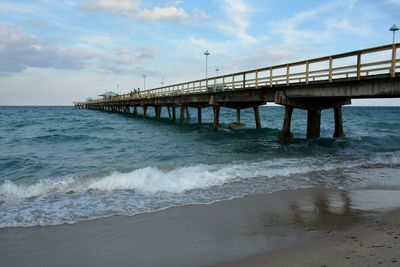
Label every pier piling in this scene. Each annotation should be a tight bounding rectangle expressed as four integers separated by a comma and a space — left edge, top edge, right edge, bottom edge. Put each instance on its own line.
279, 106, 294, 139
253, 106, 261, 129
172, 107, 176, 121
180, 106, 185, 125
307, 109, 321, 139
213, 106, 220, 132
333, 106, 345, 138
198, 108, 202, 124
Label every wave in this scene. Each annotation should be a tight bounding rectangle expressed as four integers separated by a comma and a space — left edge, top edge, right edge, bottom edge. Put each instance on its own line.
2, 152, 400, 201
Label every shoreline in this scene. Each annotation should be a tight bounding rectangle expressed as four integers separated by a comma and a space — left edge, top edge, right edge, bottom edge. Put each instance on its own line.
1, 187, 399, 267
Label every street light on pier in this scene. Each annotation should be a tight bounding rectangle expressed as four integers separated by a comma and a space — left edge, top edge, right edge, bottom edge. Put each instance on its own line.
161, 77, 164, 87
204, 49, 210, 79
143, 75, 146, 90
215, 67, 220, 76
390, 24, 399, 44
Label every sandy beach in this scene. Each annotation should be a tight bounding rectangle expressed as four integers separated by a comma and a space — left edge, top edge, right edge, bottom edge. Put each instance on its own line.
1, 187, 399, 267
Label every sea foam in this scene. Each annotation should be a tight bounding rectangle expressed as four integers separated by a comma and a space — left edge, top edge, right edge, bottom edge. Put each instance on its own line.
2, 152, 399, 201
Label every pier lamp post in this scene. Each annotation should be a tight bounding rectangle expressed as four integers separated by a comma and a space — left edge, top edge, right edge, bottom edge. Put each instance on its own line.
390, 24, 399, 44
204, 50, 210, 79
215, 67, 220, 76
143, 75, 146, 90
161, 77, 164, 87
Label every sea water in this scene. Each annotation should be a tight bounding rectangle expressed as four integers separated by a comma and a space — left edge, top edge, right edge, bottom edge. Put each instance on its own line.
1, 106, 400, 227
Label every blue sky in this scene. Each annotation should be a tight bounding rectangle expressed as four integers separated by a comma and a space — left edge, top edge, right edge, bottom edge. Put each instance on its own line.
0, 0, 399, 105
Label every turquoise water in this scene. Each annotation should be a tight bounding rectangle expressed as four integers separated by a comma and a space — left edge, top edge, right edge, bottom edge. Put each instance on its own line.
1, 106, 400, 227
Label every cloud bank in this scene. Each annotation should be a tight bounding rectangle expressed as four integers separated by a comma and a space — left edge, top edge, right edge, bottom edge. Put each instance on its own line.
0, 24, 95, 73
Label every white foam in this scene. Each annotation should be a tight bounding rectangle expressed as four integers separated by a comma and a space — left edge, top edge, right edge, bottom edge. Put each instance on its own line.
2, 152, 400, 201
0, 176, 77, 200
0, 160, 309, 200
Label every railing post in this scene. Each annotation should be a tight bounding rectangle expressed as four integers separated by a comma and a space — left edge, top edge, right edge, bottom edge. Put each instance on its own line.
243, 73, 246, 89
392, 44, 397, 78
306, 61, 309, 84
357, 51, 362, 80
232, 75, 235, 90
286, 64, 290, 85
222, 76, 225, 92
255, 70, 259, 88
329, 56, 333, 82
269, 68, 273, 87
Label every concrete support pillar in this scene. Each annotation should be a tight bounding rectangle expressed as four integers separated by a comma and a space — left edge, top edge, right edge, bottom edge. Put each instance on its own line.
213, 106, 220, 132
155, 106, 161, 120
133, 106, 137, 116
279, 106, 294, 139
172, 107, 176, 121
253, 106, 261, 129
167, 107, 171, 119
236, 109, 241, 123
307, 109, 321, 139
180, 106, 185, 125
333, 106, 345, 138
143, 106, 147, 118
197, 108, 202, 124
185, 107, 190, 122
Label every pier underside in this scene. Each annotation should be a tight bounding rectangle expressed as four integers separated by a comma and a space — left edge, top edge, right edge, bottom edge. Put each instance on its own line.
77, 76, 400, 139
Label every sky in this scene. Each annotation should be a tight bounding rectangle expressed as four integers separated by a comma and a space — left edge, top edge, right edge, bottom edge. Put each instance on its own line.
0, 0, 399, 106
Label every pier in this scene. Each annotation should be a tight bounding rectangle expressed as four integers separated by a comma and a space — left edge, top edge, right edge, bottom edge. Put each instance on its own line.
74, 43, 400, 138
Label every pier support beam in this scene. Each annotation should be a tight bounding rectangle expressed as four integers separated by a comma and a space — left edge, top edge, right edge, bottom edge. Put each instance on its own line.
197, 108, 202, 124
333, 106, 345, 138
133, 106, 137, 116
143, 106, 147, 118
236, 109, 241, 123
172, 107, 176, 121
213, 106, 220, 132
307, 109, 321, 139
278, 106, 294, 139
180, 106, 185, 125
253, 106, 261, 129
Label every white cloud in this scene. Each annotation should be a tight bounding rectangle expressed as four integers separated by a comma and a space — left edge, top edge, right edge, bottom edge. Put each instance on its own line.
218, 0, 257, 45
192, 8, 209, 20
112, 46, 159, 64
388, 0, 400, 5
270, 0, 369, 47
0, 24, 95, 73
188, 37, 231, 54
82, 0, 188, 21
82, 0, 139, 13
140, 6, 187, 20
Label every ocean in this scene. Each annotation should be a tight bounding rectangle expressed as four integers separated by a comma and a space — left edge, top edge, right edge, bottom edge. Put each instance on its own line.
1, 106, 400, 228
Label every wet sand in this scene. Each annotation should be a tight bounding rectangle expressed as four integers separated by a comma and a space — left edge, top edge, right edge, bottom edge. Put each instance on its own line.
0, 187, 399, 267
212, 208, 400, 267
